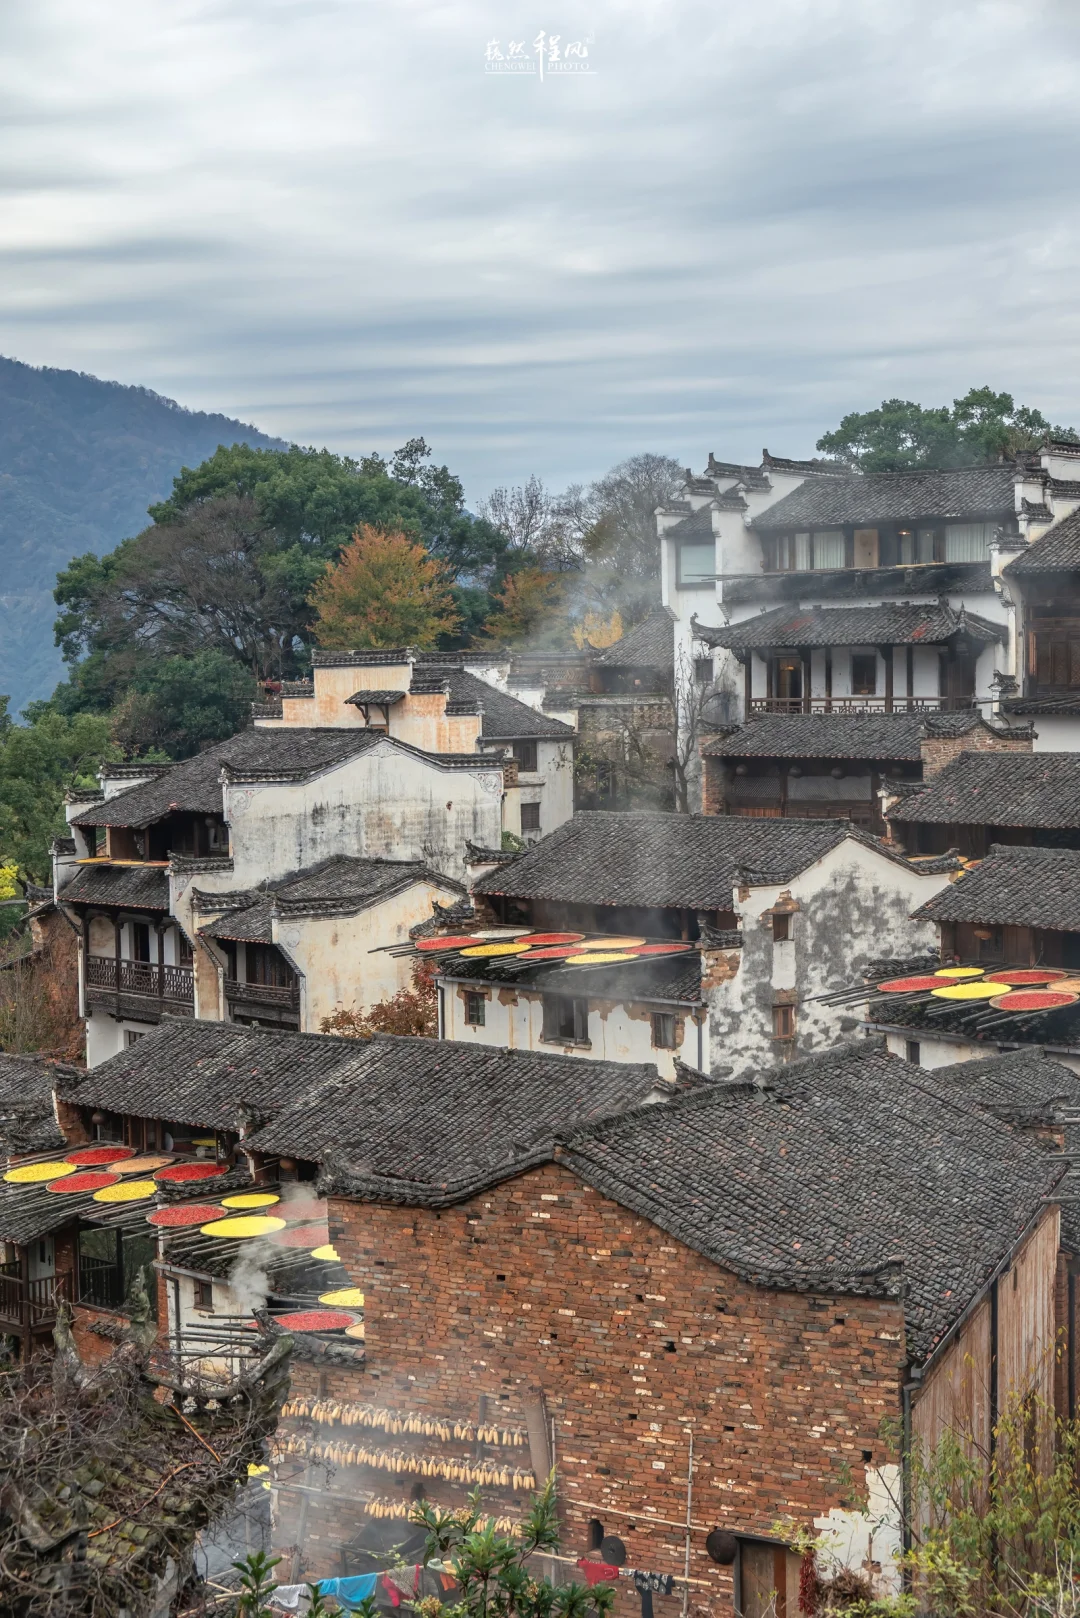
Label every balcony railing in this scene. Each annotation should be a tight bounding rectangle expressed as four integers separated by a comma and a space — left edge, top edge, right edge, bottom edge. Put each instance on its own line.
0, 1264, 72, 1329
85, 955, 194, 1004
749, 696, 973, 716
224, 977, 300, 1011
78, 1254, 125, 1311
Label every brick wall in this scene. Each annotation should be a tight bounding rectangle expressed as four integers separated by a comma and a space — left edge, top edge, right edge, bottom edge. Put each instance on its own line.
701, 756, 724, 816
271, 1163, 907, 1611
920, 726, 1032, 778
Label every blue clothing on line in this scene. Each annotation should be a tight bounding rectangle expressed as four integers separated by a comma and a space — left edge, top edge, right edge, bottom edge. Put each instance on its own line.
315, 1573, 380, 1609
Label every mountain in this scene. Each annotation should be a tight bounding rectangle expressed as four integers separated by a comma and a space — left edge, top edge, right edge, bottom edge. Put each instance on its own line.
0, 355, 287, 714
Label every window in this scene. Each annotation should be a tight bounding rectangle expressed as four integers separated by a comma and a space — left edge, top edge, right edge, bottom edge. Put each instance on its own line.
207, 820, 229, 851
520, 802, 541, 833
898, 528, 935, 565
193, 1278, 214, 1312
542, 994, 589, 1043
131, 922, 151, 962
178, 932, 194, 966
814, 530, 845, 569
976, 926, 1004, 961
464, 991, 486, 1027
513, 740, 538, 773
652, 1012, 677, 1049
693, 656, 714, 686
905, 1040, 921, 1066
944, 522, 992, 562
794, 532, 811, 570
676, 542, 714, 587
772, 1003, 795, 1041
124, 1030, 146, 1048
850, 653, 878, 695
246, 944, 292, 987
772, 912, 790, 942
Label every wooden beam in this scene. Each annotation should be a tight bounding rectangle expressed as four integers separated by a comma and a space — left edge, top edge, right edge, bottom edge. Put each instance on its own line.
883, 646, 894, 713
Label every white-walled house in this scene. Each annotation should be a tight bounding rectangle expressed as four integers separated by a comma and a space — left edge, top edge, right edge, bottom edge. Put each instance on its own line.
59, 720, 510, 1065
656, 445, 1080, 790
256, 647, 576, 843
437, 810, 953, 1080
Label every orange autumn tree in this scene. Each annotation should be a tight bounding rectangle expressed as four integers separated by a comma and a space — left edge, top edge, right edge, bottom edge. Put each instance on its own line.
481, 566, 567, 645
309, 524, 460, 649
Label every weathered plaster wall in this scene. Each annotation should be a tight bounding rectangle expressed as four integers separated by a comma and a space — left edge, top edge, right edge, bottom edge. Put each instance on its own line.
709, 840, 949, 1078
439, 976, 701, 1080
223, 743, 504, 887
880, 1027, 1080, 1077
275, 879, 461, 1028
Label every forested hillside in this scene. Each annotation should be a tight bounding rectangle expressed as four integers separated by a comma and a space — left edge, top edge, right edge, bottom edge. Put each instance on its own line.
0, 356, 284, 711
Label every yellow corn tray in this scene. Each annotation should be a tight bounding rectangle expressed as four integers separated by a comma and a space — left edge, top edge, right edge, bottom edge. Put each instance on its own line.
200, 1214, 287, 1238
4, 1160, 77, 1184
222, 1192, 281, 1209
93, 1179, 158, 1203
930, 981, 1001, 1000
319, 1287, 365, 1306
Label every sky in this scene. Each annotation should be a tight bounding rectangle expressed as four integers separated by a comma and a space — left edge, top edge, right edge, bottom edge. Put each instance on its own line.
5, 0, 1080, 501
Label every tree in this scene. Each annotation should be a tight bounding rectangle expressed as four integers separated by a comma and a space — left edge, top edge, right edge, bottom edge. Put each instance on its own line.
51, 442, 514, 734
581, 452, 685, 582
817, 387, 1079, 473
320, 962, 438, 1039
411, 1476, 614, 1618
111, 650, 258, 760
477, 476, 583, 571
0, 698, 116, 880
309, 526, 461, 649
480, 568, 570, 647
574, 647, 737, 814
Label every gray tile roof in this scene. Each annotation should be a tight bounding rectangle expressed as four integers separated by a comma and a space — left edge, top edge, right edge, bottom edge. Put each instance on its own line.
0, 1053, 74, 1158
913, 844, 1080, 930
750, 464, 1017, 531
57, 1019, 666, 1181
893, 752, 1080, 829
703, 713, 928, 761
472, 811, 891, 911
1003, 695, 1080, 717
431, 667, 575, 740
70, 729, 386, 827
343, 689, 408, 707
704, 711, 1014, 761
696, 603, 1007, 651
594, 608, 676, 670
927, 1046, 1080, 1125
200, 856, 463, 941
1005, 508, 1080, 574
556, 1043, 1060, 1361
664, 507, 716, 539
59, 862, 171, 910
723, 562, 994, 608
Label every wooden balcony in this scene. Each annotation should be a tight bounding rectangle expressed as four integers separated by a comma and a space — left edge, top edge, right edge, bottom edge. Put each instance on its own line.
224, 977, 300, 1013
85, 955, 194, 1009
0, 1265, 73, 1331
749, 696, 973, 716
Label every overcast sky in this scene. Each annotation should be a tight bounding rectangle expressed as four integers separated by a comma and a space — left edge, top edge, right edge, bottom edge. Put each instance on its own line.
5, 0, 1080, 500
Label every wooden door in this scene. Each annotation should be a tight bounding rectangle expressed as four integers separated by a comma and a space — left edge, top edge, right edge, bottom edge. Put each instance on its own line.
853, 528, 880, 569
738, 1542, 802, 1617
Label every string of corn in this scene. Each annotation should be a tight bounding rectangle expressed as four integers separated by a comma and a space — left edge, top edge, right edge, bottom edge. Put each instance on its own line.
362, 1497, 521, 1534
279, 1398, 526, 1447
271, 1434, 535, 1490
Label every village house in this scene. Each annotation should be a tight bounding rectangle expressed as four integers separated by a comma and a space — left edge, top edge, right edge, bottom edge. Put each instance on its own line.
0, 1051, 81, 1357
999, 503, 1080, 747
55, 719, 514, 1065
442, 811, 952, 1078
250, 1037, 1074, 1611
32, 1018, 673, 1373
885, 749, 1080, 857
861, 843, 1080, 1071
3, 1018, 1078, 1611
700, 710, 1033, 832
653, 444, 1080, 810
255, 647, 577, 843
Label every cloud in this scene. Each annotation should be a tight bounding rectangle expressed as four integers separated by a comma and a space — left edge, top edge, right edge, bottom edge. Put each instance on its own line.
3, 0, 1080, 495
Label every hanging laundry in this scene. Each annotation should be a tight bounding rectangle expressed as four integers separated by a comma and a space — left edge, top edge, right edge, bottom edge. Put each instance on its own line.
269, 1586, 312, 1613
576, 1559, 621, 1586
631, 1570, 675, 1596
313, 1573, 380, 1609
